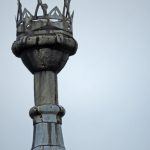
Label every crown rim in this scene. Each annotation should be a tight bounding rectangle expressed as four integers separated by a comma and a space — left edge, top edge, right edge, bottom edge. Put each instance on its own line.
16, 0, 74, 38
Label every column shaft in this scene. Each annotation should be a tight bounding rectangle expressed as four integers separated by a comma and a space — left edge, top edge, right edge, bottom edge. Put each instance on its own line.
31, 71, 65, 150
34, 71, 58, 106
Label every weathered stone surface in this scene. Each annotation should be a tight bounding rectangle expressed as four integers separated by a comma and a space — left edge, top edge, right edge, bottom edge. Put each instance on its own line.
34, 71, 58, 105
12, 34, 77, 74
12, 34, 78, 57
22, 47, 69, 74
30, 104, 65, 150
29, 105, 65, 123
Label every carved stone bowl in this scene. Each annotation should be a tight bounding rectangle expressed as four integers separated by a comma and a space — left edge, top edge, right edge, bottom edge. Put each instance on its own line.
12, 34, 78, 74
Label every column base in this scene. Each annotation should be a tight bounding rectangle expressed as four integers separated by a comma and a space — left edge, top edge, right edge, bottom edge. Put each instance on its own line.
29, 105, 66, 150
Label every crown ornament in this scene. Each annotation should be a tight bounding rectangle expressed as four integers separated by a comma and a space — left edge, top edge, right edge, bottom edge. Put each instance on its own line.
12, 0, 77, 74
16, 0, 74, 38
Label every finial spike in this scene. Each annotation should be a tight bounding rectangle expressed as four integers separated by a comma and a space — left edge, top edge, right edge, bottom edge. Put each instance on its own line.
17, 0, 22, 22
35, 0, 48, 17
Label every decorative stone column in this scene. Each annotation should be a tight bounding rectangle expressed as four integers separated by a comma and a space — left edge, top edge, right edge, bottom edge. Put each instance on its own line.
12, 0, 78, 149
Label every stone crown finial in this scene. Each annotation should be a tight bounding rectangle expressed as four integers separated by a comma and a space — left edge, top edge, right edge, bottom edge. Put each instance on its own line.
16, 0, 74, 38
12, 0, 78, 74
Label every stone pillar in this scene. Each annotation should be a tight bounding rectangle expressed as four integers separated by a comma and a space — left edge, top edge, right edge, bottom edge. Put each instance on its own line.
12, 0, 78, 150
29, 71, 65, 150
34, 71, 58, 106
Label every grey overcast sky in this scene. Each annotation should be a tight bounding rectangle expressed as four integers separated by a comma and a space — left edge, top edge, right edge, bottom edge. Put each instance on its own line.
0, 0, 150, 150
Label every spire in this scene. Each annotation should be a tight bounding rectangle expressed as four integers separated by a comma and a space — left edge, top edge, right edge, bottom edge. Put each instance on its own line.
63, 0, 71, 17
16, 0, 22, 22
34, 0, 48, 17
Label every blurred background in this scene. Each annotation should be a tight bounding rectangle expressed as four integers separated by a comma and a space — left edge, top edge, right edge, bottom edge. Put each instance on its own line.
0, 0, 150, 149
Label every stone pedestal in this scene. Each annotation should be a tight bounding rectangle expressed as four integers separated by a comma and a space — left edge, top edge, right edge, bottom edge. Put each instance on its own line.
30, 105, 65, 150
